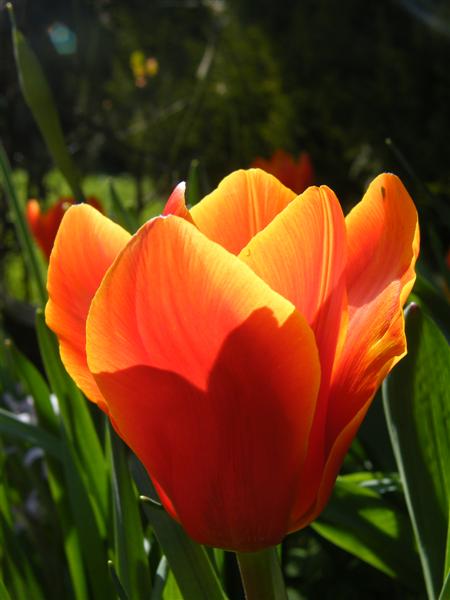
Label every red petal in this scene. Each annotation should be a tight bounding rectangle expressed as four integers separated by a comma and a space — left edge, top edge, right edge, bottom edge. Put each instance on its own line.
46, 205, 131, 408
87, 215, 320, 550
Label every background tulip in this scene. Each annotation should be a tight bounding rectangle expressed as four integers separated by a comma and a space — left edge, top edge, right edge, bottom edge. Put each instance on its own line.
251, 149, 314, 194
46, 169, 419, 552
26, 196, 103, 259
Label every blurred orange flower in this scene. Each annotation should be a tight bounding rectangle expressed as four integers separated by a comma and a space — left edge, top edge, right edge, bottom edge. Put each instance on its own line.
251, 149, 314, 194
46, 169, 419, 551
26, 196, 102, 260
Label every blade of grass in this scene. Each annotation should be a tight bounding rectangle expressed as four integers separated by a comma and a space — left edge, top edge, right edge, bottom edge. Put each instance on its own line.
0, 577, 12, 600
151, 556, 170, 600
60, 427, 113, 599
108, 561, 130, 600
7, 3, 84, 203
0, 141, 46, 304
0, 408, 61, 458
3, 339, 89, 600
109, 427, 152, 598
383, 304, 450, 598
34, 310, 109, 532
186, 159, 201, 206
109, 179, 138, 233
439, 570, 450, 600
312, 473, 422, 589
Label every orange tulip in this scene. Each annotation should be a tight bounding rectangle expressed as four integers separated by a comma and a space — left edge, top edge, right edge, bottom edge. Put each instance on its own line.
26, 196, 102, 259
251, 149, 314, 194
46, 169, 419, 551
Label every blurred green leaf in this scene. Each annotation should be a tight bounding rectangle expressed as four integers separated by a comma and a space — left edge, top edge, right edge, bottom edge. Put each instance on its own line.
8, 4, 84, 202
153, 556, 170, 599
383, 304, 450, 599
0, 142, 47, 304
312, 473, 422, 588
0, 449, 46, 600
34, 310, 109, 533
4, 340, 88, 600
60, 430, 113, 599
34, 311, 114, 596
4, 340, 58, 432
109, 179, 139, 233
186, 159, 201, 206
108, 560, 130, 600
411, 273, 450, 338
0, 577, 12, 600
439, 570, 450, 600
0, 407, 61, 458
133, 459, 228, 600
109, 427, 152, 598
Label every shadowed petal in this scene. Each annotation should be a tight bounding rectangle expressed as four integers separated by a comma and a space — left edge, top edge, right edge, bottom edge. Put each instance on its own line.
239, 186, 348, 524
86, 215, 321, 550
190, 169, 296, 254
46, 204, 131, 408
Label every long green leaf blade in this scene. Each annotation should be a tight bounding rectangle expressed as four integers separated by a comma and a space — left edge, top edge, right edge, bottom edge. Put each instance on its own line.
0, 407, 61, 458
109, 428, 152, 598
0, 142, 47, 304
383, 304, 450, 599
312, 473, 422, 588
34, 310, 109, 531
8, 4, 84, 202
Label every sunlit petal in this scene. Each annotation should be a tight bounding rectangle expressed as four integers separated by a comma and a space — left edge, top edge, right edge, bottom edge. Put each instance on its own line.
190, 169, 295, 254
46, 204, 131, 408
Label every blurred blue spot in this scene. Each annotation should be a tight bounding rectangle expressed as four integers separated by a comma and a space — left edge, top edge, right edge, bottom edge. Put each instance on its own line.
47, 22, 77, 55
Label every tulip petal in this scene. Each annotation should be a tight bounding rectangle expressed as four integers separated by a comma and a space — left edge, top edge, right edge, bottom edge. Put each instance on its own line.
239, 185, 347, 382
239, 186, 348, 525
162, 182, 194, 224
190, 169, 296, 254
289, 401, 370, 532
326, 173, 419, 449
86, 216, 321, 550
46, 204, 131, 408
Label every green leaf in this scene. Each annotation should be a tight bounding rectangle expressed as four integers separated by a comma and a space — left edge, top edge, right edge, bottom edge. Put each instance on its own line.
0, 142, 47, 304
186, 159, 201, 206
60, 430, 113, 599
153, 557, 170, 600
439, 570, 450, 600
411, 273, 450, 339
0, 407, 61, 458
133, 459, 228, 600
4, 339, 58, 433
109, 179, 139, 233
312, 473, 422, 588
0, 453, 46, 600
109, 427, 152, 598
4, 340, 89, 600
0, 577, 12, 600
383, 304, 450, 599
108, 561, 130, 600
34, 310, 109, 533
8, 4, 84, 202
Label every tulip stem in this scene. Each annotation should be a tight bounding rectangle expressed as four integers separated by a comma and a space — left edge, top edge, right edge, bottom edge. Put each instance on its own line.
236, 546, 288, 600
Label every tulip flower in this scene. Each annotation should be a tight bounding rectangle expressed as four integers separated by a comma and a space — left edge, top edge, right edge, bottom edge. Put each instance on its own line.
251, 149, 314, 194
26, 196, 102, 259
46, 169, 419, 553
